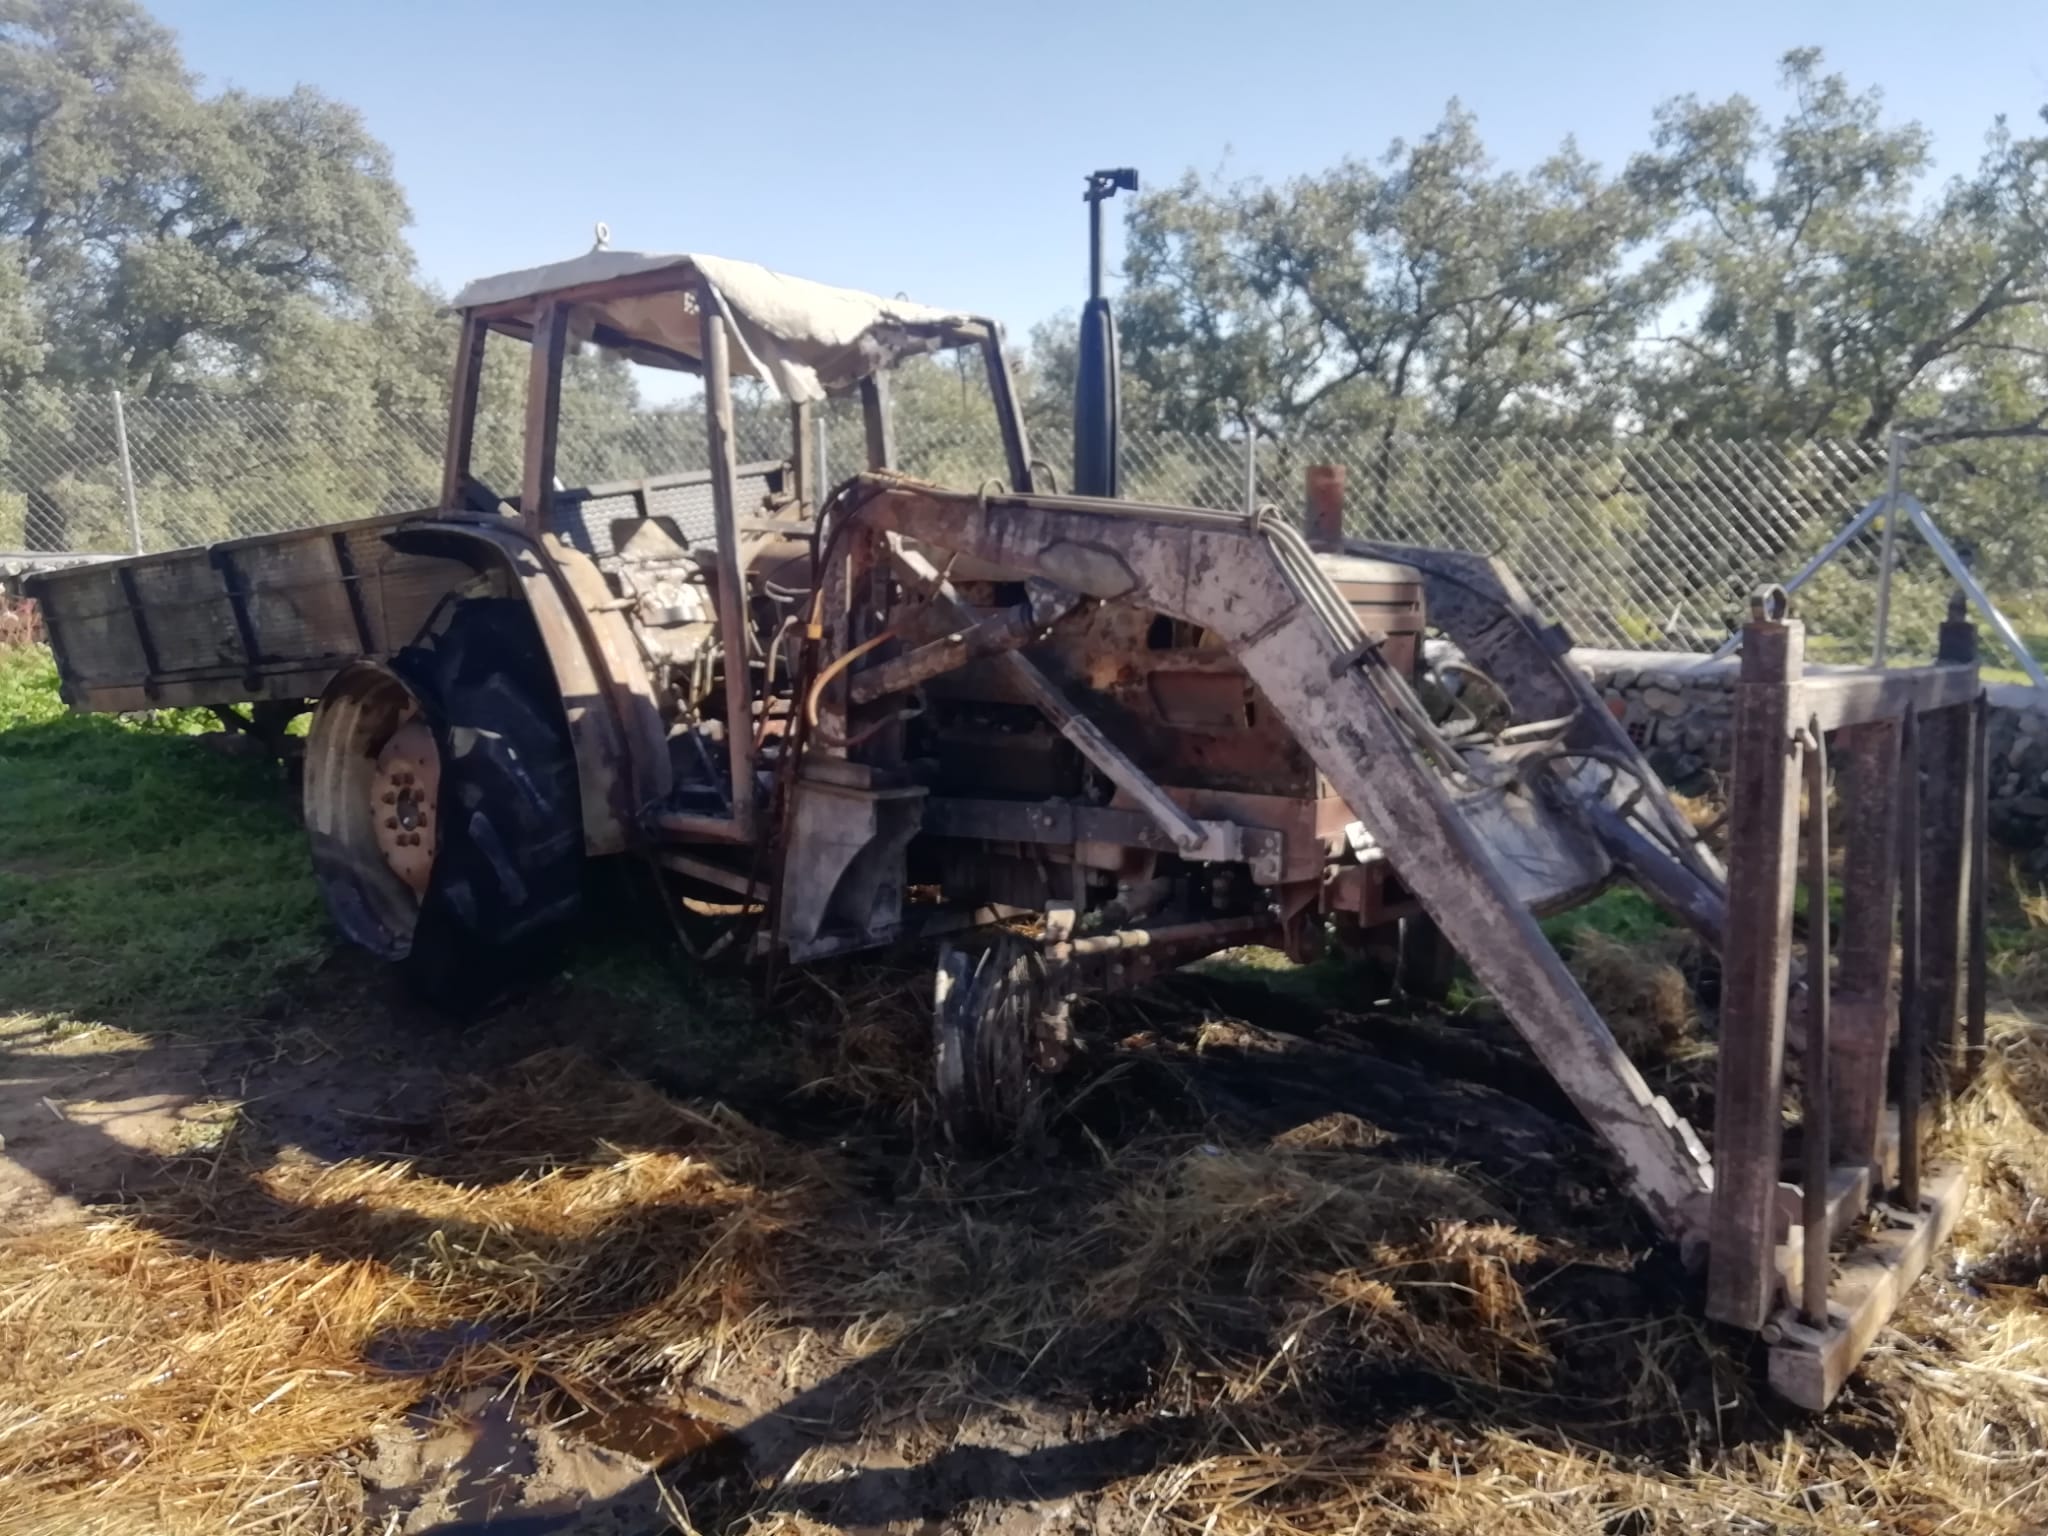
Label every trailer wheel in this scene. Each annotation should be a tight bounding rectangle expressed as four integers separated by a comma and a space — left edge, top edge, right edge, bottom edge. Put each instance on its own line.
932, 932, 1071, 1146
305, 598, 583, 1012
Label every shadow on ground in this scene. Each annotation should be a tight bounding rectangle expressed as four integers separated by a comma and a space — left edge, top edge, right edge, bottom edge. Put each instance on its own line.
0, 936, 1825, 1536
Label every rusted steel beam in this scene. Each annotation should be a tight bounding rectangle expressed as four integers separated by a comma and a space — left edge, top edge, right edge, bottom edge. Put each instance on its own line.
1800, 724, 1833, 1329
1802, 663, 1977, 732
1768, 1164, 1965, 1410
1916, 700, 1971, 1072
788, 401, 813, 509
1967, 695, 1989, 1080
981, 332, 1035, 493
1584, 798, 1726, 947
1707, 613, 1806, 1331
860, 373, 895, 471
440, 314, 487, 511
1830, 718, 1901, 1173
700, 290, 757, 839
1348, 537, 1725, 888
520, 302, 568, 533
847, 606, 1040, 704
1897, 709, 1924, 1210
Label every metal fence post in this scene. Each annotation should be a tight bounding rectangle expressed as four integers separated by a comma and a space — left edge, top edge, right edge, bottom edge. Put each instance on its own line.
1242, 427, 1257, 512
111, 388, 143, 555
1871, 430, 1905, 666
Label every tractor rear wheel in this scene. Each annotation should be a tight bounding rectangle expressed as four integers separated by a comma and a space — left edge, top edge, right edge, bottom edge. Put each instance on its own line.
305, 598, 584, 1012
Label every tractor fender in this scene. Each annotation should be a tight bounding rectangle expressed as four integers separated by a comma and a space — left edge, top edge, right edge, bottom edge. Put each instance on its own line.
382, 520, 671, 857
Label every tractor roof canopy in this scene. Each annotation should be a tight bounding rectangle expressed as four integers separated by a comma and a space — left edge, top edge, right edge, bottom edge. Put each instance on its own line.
450, 249, 990, 403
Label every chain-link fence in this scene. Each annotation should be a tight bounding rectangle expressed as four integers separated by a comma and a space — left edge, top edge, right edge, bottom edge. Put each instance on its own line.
2, 385, 2033, 667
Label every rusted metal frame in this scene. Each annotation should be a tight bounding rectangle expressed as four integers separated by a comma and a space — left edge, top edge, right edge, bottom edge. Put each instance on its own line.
1766, 1163, 1965, 1410
440, 314, 488, 510
207, 546, 265, 689
859, 373, 895, 471
1348, 536, 1725, 890
540, 536, 674, 807
1802, 663, 1978, 733
654, 848, 771, 901
112, 564, 163, 699
864, 485, 1714, 1239
698, 287, 757, 839
1916, 699, 1971, 1077
66, 666, 343, 714
920, 795, 1281, 882
330, 532, 376, 654
980, 331, 1036, 493
1800, 723, 1833, 1328
1706, 615, 1806, 1331
1897, 708, 1924, 1210
847, 604, 1044, 705
999, 642, 1218, 858
1966, 695, 1989, 1079
788, 402, 813, 510
885, 538, 1222, 861
1049, 914, 1282, 994
521, 302, 569, 534
1830, 718, 1902, 1174
1583, 798, 1726, 947
1049, 914, 1280, 958
811, 378, 897, 760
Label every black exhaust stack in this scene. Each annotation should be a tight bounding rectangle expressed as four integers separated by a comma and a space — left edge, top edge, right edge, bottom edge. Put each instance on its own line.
1074, 168, 1138, 498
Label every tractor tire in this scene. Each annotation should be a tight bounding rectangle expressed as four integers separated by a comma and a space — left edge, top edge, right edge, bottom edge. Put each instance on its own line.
392, 598, 584, 1013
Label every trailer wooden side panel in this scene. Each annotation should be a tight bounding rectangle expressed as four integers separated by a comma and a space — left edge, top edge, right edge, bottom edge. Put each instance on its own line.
28, 508, 487, 712
26, 461, 787, 715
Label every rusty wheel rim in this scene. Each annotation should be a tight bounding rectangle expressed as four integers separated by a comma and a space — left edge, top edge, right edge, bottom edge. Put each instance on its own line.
371, 718, 441, 897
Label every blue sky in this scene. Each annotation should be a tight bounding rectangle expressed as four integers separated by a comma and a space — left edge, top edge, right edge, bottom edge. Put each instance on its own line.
152, 0, 2047, 339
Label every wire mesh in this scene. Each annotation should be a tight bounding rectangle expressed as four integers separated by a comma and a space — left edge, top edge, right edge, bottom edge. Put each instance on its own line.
0, 385, 2003, 659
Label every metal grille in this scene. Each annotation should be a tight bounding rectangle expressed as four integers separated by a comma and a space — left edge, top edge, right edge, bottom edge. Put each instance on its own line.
0, 385, 2004, 659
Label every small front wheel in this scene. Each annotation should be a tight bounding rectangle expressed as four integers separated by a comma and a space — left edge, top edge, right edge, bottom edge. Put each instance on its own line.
932, 932, 1072, 1146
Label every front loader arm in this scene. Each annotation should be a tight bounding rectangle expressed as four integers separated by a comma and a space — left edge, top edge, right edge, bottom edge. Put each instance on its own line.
855, 475, 1714, 1241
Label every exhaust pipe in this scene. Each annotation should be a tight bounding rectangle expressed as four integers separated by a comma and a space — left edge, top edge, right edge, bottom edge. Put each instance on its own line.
1074, 167, 1138, 499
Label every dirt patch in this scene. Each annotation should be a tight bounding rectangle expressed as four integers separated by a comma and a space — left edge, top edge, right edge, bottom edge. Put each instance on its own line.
0, 1019, 207, 1226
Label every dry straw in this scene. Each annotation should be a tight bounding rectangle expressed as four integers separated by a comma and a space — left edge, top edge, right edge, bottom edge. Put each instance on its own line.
4, 982, 2048, 1534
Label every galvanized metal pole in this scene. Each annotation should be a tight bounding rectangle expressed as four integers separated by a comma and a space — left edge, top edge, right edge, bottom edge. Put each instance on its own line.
1871, 430, 1905, 666
111, 389, 142, 555
1242, 428, 1257, 513
1906, 496, 2048, 690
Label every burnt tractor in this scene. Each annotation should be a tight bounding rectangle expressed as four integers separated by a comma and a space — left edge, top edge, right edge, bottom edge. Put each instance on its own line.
22, 206, 1990, 1408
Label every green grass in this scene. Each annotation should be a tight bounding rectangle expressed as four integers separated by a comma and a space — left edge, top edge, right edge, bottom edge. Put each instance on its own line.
0, 646, 327, 1027
1540, 885, 1673, 951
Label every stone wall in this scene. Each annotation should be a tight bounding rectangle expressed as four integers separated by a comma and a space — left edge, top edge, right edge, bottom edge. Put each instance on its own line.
1570, 647, 2048, 870
1571, 649, 1740, 793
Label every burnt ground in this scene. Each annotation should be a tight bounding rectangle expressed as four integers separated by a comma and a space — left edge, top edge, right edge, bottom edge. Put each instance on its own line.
0, 929, 1839, 1536
5, 652, 2044, 1535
